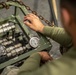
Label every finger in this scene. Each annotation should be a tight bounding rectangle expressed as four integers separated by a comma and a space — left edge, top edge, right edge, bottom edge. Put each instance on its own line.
24, 21, 32, 27
24, 16, 33, 22
24, 18, 31, 23
27, 13, 35, 17
49, 56, 53, 60
25, 13, 39, 19
24, 14, 34, 18
30, 13, 39, 19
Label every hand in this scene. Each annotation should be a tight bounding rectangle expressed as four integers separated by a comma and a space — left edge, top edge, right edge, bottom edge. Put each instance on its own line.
24, 13, 44, 33
38, 51, 53, 62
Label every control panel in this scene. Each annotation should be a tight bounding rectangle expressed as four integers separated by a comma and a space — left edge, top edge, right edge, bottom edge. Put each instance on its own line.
0, 1, 52, 70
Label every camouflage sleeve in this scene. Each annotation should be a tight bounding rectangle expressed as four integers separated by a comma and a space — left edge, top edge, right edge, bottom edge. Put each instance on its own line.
18, 53, 41, 74
43, 26, 72, 48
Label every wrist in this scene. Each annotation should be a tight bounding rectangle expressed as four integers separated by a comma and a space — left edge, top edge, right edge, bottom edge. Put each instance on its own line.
38, 25, 44, 33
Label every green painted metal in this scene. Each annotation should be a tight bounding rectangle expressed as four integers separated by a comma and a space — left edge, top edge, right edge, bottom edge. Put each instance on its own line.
16, 15, 31, 39
0, 15, 17, 25
0, 1, 52, 70
0, 42, 51, 69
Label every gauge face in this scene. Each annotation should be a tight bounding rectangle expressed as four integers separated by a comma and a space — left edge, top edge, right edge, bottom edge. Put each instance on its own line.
29, 37, 40, 48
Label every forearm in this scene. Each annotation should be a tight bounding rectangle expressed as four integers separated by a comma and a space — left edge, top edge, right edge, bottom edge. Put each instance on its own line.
42, 26, 72, 47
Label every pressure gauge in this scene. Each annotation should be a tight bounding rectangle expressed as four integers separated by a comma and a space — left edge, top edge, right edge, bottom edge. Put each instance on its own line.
29, 37, 40, 48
